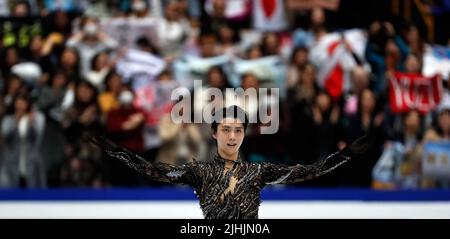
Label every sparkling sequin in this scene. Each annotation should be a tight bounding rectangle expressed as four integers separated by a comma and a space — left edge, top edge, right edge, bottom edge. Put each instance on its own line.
101, 145, 352, 219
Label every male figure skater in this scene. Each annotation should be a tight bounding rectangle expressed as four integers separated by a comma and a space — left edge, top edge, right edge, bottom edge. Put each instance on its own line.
92, 105, 373, 219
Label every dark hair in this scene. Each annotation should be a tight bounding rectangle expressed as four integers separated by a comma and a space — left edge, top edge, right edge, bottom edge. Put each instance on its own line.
90, 51, 109, 71
290, 46, 309, 64
206, 66, 232, 90
396, 109, 424, 142
14, 1, 31, 14
217, 22, 240, 44
434, 109, 450, 136
157, 69, 172, 80
48, 70, 69, 87
211, 105, 249, 133
357, 88, 380, 118
136, 36, 160, 55
104, 70, 121, 91
75, 80, 98, 107
59, 47, 81, 78
13, 92, 32, 114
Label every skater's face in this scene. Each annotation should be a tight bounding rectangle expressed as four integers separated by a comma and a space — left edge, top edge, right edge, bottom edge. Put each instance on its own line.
213, 117, 245, 159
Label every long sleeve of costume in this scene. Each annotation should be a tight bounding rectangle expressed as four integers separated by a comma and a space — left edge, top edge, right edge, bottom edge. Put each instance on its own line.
91, 136, 201, 186
260, 133, 374, 185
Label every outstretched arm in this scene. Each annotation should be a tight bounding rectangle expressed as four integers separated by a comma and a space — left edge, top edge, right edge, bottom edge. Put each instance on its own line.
260, 133, 375, 185
90, 135, 201, 186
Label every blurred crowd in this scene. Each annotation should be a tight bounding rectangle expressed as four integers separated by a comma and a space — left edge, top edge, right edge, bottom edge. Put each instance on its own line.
0, 0, 450, 189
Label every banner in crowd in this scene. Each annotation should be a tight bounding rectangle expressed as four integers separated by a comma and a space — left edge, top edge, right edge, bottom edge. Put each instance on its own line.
231, 56, 286, 88
185, 55, 231, 75
286, 0, 340, 10
389, 72, 443, 114
116, 49, 166, 89
423, 45, 450, 80
423, 142, 450, 180
204, 0, 251, 20
173, 54, 231, 88
134, 81, 177, 127
99, 18, 157, 49
309, 29, 367, 101
173, 54, 287, 97
0, 17, 42, 54
253, 0, 288, 32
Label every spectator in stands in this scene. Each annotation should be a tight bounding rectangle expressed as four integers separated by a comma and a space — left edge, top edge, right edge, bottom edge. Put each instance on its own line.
372, 109, 424, 189
62, 80, 102, 146
134, 69, 178, 163
292, 7, 328, 48
365, 21, 409, 93
98, 70, 124, 115
104, 90, 146, 186
0, 93, 46, 188
129, 0, 151, 18
286, 46, 309, 89
59, 149, 101, 187
41, 10, 73, 59
261, 32, 281, 57
198, 33, 218, 58
424, 101, 450, 142
84, 51, 113, 90
337, 88, 386, 187
236, 72, 259, 122
59, 79, 104, 187
200, 0, 227, 35
310, 91, 342, 159
243, 90, 290, 166
2, 74, 26, 114
342, 66, 371, 117
156, 104, 205, 166
194, 66, 233, 120
36, 71, 71, 122
156, 0, 190, 57
245, 43, 263, 60
66, 16, 118, 77
35, 71, 72, 187
12, 1, 31, 17
421, 101, 450, 188
403, 53, 422, 74
216, 22, 240, 57
1, 47, 21, 78
402, 23, 426, 58
106, 90, 145, 154
57, 47, 81, 83
287, 63, 319, 107
135, 36, 161, 56
287, 63, 320, 165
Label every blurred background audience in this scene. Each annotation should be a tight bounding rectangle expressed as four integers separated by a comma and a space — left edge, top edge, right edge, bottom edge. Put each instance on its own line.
1, 0, 449, 189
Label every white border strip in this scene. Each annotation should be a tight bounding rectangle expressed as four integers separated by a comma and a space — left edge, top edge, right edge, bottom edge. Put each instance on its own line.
1, 201, 450, 218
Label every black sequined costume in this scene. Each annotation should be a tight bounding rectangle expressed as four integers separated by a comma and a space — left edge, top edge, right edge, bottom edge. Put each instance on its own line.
93, 134, 372, 219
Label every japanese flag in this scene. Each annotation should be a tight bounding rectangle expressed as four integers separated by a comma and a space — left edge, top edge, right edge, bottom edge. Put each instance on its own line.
310, 29, 367, 101
253, 0, 288, 32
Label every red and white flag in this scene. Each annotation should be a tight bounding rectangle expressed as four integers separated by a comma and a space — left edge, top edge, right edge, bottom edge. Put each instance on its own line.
253, 0, 287, 32
310, 29, 367, 101
389, 72, 443, 114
